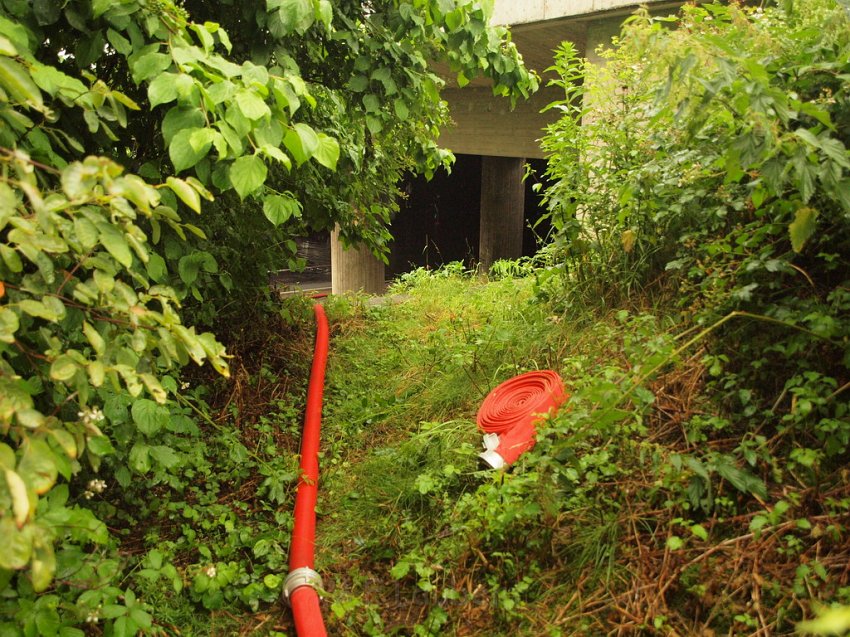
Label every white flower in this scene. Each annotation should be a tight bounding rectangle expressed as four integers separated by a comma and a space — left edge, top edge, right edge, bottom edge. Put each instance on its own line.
205, 565, 217, 578
78, 407, 105, 427
88, 479, 107, 494
181, 381, 190, 390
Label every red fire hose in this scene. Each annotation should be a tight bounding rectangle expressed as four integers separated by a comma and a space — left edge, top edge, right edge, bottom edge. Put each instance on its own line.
284, 303, 329, 636
477, 370, 567, 468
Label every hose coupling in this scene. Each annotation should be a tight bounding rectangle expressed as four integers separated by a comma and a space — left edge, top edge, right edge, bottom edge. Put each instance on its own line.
283, 567, 324, 606
479, 433, 505, 469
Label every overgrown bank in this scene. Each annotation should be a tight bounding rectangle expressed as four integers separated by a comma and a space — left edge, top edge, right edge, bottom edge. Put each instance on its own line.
2, 0, 850, 634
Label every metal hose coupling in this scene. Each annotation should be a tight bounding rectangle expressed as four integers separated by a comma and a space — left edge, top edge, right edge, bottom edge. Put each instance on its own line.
283, 567, 324, 606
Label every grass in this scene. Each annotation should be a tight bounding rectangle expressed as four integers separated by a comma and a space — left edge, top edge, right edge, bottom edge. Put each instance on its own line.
313, 269, 630, 635
120, 263, 849, 636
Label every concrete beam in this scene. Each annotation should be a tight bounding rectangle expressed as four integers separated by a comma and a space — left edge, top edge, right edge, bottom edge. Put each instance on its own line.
439, 86, 562, 159
492, 0, 675, 25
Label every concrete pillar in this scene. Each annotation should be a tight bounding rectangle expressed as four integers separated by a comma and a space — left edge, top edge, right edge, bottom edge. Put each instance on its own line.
330, 225, 385, 294
478, 156, 525, 271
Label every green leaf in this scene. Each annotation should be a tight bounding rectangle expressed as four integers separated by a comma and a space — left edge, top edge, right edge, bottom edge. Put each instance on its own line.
229, 155, 267, 199
73, 217, 99, 251
148, 73, 180, 108
314, 133, 339, 170
129, 443, 151, 474
390, 561, 411, 579
4, 468, 30, 527
166, 177, 201, 213
18, 438, 57, 495
349, 74, 368, 92
789, 207, 818, 253
83, 321, 105, 355
1, 244, 23, 272
0, 307, 19, 343
169, 127, 212, 172
797, 606, 850, 635
87, 435, 114, 457
394, 98, 409, 121
666, 535, 684, 550
131, 51, 172, 83
0, 517, 31, 569
366, 115, 382, 134
30, 538, 55, 592
50, 355, 77, 381
92, 0, 113, 18
97, 221, 133, 267
278, 0, 314, 35
107, 28, 133, 56
234, 89, 270, 121
263, 194, 301, 226
146, 253, 167, 282
150, 445, 179, 469
33, 0, 61, 26
162, 107, 205, 145
283, 123, 319, 166
131, 399, 168, 436
317, 0, 332, 28
690, 524, 708, 541
0, 57, 44, 110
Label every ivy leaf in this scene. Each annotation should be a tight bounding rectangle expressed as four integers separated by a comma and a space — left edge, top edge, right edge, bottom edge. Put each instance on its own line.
229, 155, 267, 199
263, 194, 301, 226
789, 207, 818, 253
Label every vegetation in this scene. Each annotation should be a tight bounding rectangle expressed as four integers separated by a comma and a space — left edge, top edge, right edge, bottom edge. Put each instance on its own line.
2, 0, 850, 635
0, 0, 535, 633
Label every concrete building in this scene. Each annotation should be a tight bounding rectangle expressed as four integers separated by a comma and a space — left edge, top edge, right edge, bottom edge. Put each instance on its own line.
329, 0, 682, 294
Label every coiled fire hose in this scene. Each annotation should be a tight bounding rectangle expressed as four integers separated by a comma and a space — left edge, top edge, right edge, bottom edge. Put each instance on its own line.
477, 370, 567, 468
284, 303, 329, 636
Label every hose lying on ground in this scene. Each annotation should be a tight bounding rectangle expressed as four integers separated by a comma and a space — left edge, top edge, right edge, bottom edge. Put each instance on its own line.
284, 303, 329, 636
477, 370, 567, 468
